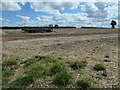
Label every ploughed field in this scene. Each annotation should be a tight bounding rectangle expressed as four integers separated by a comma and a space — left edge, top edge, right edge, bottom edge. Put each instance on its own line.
2, 28, 119, 88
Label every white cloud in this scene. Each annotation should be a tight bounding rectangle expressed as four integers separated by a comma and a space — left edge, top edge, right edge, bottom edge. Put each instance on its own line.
35, 17, 41, 20
0, 18, 3, 21
1, 1, 118, 28
30, 2, 79, 15
0, 2, 21, 11
16, 15, 30, 20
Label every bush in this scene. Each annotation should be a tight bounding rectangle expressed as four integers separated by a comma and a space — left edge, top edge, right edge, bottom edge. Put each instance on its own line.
54, 71, 71, 86
94, 64, 106, 71
50, 62, 66, 75
76, 77, 92, 89
70, 61, 87, 70
10, 75, 36, 88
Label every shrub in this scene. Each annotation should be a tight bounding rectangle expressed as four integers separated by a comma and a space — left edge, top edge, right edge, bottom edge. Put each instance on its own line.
70, 61, 87, 70
76, 77, 92, 89
49, 62, 66, 75
10, 75, 36, 88
54, 71, 71, 86
94, 64, 106, 71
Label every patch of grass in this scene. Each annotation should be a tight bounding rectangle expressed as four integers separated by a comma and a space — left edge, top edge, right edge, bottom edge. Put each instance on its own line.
2, 68, 14, 78
49, 62, 66, 75
76, 77, 92, 89
70, 61, 87, 70
10, 75, 36, 88
21, 57, 40, 67
25, 62, 49, 78
2, 78, 8, 85
21, 56, 56, 67
94, 64, 106, 71
2, 68, 14, 85
3, 59, 17, 66
54, 71, 72, 86
43, 56, 56, 63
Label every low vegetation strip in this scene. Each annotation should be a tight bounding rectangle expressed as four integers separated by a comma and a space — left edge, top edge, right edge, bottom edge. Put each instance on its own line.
2, 55, 105, 88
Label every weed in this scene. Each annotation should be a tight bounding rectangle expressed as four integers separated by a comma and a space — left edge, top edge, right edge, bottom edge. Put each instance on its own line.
70, 61, 87, 70
94, 64, 106, 71
54, 71, 71, 86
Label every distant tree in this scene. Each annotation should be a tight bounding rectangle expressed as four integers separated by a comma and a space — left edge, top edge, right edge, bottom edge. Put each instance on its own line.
54, 24, 59, 27
111, 20, 117, 28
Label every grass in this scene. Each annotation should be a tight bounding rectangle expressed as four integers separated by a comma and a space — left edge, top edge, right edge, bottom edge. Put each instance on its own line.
54, 71, 71, 86
21, 57, 41, 67
21, 56, 56, 67
76, 77, 92, 89
70, 61, 87, 70
2, 55, 98, 88
2, 78, 8, 85
94, 64, 106, 71
2, 68, 14, 77
25, 62, 50, 78
49, 61, 66, 75
2, 68, 14, 85
3, 59, 17, 66
10, 75, 36, 88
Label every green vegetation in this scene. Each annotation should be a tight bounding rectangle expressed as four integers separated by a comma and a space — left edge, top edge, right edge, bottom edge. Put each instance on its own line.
22, 56, 56, 67
2, 78, 8, 85
2, 68, 14, 85
21, 57, 41, 67
3, 59, 17, 66
70, 61, 87, 70
49, 62, 66, 75
76, 77, 92, 89
94, 64, 106, 71
26, 62, 50, 78
10, 75, 36, 88
2, 56, 99, 88
2, 68, 14, 77
54, 71, 71, 86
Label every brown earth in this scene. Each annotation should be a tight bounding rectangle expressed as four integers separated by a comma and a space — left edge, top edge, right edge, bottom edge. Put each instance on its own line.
2, 28, 119, 88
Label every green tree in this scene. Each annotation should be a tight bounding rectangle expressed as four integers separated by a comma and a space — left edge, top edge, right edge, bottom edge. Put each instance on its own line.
111, 20, 117, 28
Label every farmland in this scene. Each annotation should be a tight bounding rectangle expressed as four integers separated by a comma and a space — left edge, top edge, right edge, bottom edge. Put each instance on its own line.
2, 28, 119, 88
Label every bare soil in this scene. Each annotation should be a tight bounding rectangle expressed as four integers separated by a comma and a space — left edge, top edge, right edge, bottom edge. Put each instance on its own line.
2, 28, 119, 88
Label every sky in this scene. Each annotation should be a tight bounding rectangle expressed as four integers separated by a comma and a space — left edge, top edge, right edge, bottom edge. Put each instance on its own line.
0, 0, 119, 28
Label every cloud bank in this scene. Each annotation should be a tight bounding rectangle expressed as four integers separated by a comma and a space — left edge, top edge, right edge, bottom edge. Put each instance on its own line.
0, 1, 118, 28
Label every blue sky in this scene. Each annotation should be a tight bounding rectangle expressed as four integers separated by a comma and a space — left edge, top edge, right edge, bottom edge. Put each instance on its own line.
0, 1, 119, 28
